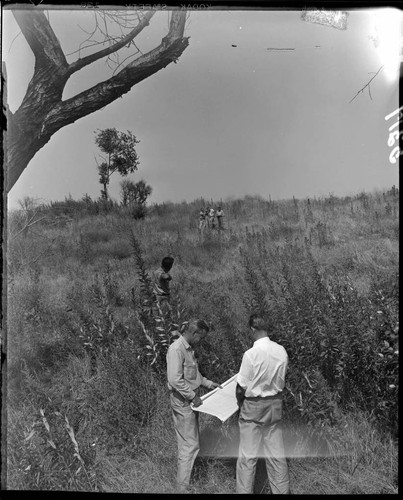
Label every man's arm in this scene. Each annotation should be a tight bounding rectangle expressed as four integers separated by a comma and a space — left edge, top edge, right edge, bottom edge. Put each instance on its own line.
200, 374, 222, 392
236, 383, 246, 407
200, 375, 215, 389
236, 352, 252, 403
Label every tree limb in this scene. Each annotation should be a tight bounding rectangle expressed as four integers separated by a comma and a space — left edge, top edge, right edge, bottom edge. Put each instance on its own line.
8, 30, 22, 53
10, 216, 48, 240
6, 9, 189, 193
43, 11, 189, 135
67, 11, 155, 76
13, 9, 67, 69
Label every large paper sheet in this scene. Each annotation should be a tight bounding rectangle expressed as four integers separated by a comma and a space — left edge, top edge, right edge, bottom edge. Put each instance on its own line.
191, 374, 239, 422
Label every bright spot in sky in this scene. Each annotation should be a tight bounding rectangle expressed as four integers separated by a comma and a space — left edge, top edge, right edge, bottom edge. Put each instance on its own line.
371, 8, 402, 82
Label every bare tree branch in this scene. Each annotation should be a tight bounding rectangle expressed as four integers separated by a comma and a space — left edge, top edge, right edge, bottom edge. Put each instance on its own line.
67, 11, 150, 61
69, 15, 101, 58
10, 216, 48, 240
6, 9, 189, 192
42, 10, 189, 136
349, 65, 383, 103
67, 11, 155, 76
8, 30, 22, 53
112, 50, 142, 76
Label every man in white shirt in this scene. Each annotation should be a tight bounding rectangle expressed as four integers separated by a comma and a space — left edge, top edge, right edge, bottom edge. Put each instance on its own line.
208, 207, 216, 228
198, 207, 206, 232
236, 314, 290, 494
167, 319, 222, 492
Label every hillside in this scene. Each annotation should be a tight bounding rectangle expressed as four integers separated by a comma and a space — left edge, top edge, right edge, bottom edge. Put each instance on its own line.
5, 189, 399, 493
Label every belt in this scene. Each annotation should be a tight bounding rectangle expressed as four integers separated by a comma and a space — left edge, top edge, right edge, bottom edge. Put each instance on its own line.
245, 391, 283, 401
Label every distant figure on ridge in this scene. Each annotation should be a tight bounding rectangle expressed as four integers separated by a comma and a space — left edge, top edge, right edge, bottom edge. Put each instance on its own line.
216, 206, 224, 230
198, 207, 206, 232
209, 206, 216, 229
205, 206, 211, 228
153, 256, 174, 313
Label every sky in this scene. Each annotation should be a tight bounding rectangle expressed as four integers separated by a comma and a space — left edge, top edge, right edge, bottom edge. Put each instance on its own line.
2, 5, 401, 210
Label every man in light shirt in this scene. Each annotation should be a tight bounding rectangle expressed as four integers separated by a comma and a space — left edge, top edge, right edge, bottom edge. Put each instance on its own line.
166, 319, 222, 492
216, 206, 224, 230
198, 207, 206, 232
236, 314, 290, 494
208, 206, 216, 228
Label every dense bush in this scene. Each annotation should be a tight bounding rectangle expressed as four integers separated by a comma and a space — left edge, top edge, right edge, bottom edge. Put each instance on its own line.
238, 226, 398, 438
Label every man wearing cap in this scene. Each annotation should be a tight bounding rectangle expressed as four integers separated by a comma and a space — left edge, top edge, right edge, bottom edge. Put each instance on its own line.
236, 313, 290, 494
167, 319, 222, 492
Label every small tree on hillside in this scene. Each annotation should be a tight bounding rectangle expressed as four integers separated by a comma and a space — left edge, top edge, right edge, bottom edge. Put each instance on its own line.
120, 179, 152, 219
95, 128, 140, 201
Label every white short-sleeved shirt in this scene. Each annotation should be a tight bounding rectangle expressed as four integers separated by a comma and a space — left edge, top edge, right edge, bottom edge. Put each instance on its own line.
236, 337, 288, 397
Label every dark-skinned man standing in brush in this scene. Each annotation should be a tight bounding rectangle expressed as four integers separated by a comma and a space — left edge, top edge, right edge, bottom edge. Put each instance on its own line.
236, 313, 290, 494
167, 319, 222, 493
153, 256, 174, 314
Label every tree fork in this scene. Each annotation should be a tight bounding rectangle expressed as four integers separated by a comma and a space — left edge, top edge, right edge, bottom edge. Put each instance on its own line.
5, 9, 189, 193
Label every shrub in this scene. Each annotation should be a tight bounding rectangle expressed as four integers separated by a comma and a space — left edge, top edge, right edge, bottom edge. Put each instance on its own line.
238, 225, 399, 439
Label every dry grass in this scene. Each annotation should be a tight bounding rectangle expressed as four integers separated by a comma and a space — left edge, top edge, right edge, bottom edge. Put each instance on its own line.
6, 189, 399, 493
289, 411, 398, 495
90, 410, 398, 494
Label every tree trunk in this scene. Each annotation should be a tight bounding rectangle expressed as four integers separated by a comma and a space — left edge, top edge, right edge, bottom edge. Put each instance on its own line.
102, 182, 109, 201
5, 9, 189, 193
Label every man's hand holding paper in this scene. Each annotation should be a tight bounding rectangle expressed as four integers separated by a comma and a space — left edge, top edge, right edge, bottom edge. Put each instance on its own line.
191, 374, 239, 422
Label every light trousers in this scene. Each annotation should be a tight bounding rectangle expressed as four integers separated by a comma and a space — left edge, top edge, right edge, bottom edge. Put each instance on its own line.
170, 392, 200, 490
236, 397, 290, 494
